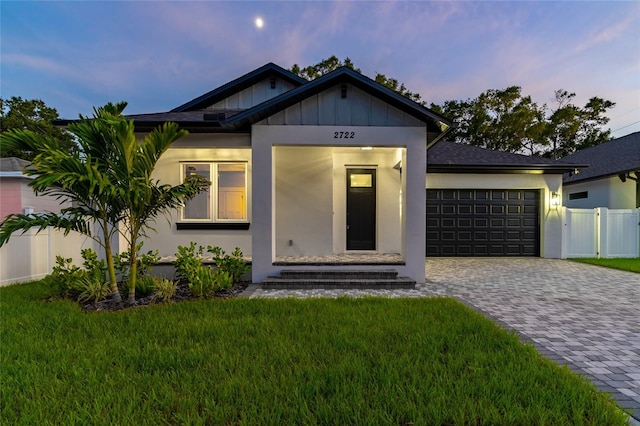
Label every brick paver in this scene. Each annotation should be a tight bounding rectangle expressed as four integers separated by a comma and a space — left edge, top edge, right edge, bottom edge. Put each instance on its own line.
247, 257, 640, 421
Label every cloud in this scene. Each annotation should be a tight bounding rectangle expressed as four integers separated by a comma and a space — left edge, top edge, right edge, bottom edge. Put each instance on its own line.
575, 8, 640, 53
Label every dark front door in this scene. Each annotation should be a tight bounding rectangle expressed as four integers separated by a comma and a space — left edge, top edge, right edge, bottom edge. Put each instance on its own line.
347, 168, 376, 250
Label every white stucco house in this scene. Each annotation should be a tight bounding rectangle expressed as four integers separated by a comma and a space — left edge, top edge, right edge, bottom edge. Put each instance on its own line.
59, 63, 579, 284
562, 131, 640, 209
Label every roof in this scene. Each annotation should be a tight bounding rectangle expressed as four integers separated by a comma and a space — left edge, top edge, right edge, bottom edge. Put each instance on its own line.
222, 66, 454, 135
561, 131, 640, 184
55, 63, 454, 137
171, 63, 307, 112
427, 141, 582, 174
0, 157, 30, 175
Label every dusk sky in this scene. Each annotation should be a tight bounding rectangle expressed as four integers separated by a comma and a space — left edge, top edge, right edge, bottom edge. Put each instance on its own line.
2, 1, 639, 139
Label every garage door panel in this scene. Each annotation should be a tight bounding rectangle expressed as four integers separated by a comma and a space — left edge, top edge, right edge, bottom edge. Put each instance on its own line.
442, 218, 456, 227
491, 218, 505, 227
475, 218, 488, 227
427, 189, 540, 257
507, 205, 521, 214
458, 205, 473, 214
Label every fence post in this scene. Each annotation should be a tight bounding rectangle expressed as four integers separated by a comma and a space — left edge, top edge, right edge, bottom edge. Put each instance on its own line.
598, 208, 607, 258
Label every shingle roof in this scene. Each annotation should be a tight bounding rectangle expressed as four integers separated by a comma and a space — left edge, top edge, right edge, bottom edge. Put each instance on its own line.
561, 131, 640, 184
427, 141, 580, 173
0, 157, 30, 173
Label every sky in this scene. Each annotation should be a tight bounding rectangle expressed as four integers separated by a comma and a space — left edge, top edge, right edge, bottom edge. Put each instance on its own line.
1, 1, 639, 139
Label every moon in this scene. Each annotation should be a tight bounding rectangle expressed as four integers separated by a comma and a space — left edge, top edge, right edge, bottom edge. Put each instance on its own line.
255, 17, 264, 29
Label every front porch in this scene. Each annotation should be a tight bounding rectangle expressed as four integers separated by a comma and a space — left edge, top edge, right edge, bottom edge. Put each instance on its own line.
273, 252, 404, 266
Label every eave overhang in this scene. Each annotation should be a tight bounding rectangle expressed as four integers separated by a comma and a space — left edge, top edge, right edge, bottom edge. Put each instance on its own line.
563, 168, 640, 185
428, 164, 587, 174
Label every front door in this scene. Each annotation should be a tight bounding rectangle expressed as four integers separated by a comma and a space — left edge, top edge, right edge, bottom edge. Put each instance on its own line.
346, 168, 376, 250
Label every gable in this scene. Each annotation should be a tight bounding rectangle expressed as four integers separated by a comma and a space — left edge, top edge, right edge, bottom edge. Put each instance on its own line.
206, 76, 299, 111
171, 63, 306, 112
257, 83, 424, 127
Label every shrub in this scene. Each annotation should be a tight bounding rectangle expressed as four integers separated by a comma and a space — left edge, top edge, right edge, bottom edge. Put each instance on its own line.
188, 266, 216, 298
213, 269, 233, 290
175, 243, 238, 298
174, 242, 204, 283
114, 243, 160, 281
77, 276, 111, 305
42, 256, 85, 297
43, 249, 107, 298
207, 246, 249, 283
153, 278, 177, 303
81, 248, 107, 284
121, 275, 158, 298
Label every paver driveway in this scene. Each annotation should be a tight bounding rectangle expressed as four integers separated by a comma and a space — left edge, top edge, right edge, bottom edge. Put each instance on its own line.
425, 258, 640, 420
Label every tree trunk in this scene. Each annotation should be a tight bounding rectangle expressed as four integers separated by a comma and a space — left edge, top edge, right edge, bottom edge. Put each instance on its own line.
102, 222, 122, 303
127, 235, 137, 304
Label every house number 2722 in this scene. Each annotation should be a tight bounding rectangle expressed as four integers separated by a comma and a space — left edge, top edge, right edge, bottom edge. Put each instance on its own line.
334, 131, 355, 139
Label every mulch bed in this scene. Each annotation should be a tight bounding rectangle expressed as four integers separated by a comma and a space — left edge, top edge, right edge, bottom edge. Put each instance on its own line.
72, 280, 250, 312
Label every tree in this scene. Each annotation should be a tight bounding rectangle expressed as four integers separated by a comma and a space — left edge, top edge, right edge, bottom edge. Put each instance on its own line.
290, 55, 424, 104
0, 97, 76, 160
431, 86, 547, 155
0, 102, 209, 304
545, 91, 614, 159
431, 87, 615, 157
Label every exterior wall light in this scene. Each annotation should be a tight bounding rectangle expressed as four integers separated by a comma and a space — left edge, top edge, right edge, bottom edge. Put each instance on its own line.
361, 146, 373, 151
550, 191, 560, 209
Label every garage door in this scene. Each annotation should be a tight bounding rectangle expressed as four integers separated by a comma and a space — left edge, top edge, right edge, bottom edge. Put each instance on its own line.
426, 189, 540, 256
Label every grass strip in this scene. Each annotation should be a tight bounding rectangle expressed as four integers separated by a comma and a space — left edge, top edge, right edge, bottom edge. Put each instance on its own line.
570, 257, 640, 273
1, 281, 628, 425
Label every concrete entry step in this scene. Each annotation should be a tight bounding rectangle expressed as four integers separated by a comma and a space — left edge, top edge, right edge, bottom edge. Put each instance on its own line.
262, 269, 416, 289
279, 269, 399, 280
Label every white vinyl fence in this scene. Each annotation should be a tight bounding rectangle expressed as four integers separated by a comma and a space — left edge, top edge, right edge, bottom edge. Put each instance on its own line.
0, 228, 98, 286
563, 207, 640, 258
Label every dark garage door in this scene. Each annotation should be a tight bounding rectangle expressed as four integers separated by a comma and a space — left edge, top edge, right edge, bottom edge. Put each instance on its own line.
426, 189, 540, 256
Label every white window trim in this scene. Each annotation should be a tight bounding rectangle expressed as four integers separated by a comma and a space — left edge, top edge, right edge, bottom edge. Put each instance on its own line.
180, 161, 248, 223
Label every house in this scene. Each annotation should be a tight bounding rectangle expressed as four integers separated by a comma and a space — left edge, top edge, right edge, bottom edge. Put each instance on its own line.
68, 63, 578, 284
0, 157, 70, 219
561, 131, 640, 209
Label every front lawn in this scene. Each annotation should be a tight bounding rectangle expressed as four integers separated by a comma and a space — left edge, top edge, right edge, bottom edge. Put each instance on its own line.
570, 257, 640, 273
0, 281, 628, 425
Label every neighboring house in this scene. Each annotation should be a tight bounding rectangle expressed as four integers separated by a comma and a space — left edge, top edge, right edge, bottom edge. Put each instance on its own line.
56, 62, 579, 284
0, 157, 69, 219
562, 131, 640, 209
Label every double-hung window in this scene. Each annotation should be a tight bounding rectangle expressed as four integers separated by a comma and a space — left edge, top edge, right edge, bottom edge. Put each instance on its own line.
181, 162, 247, 223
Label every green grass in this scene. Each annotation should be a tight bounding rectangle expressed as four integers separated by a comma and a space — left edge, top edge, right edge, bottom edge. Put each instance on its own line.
1, 282, 628, 425
571, 257, 640, 273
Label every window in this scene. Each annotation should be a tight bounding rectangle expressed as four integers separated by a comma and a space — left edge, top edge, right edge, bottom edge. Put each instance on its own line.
181, 162, 247, 222
569, 191, 588, 200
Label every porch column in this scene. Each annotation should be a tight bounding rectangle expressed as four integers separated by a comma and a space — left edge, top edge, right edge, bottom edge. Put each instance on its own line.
405, 140, 427, 284
251, 134, 275, 283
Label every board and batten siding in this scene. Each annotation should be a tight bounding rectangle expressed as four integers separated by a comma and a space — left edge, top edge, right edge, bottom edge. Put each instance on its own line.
258, 84, 425, 127
207, 77, 298, 111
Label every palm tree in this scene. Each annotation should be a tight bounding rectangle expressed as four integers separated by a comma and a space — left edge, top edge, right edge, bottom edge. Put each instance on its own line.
0, 102, 208, 304
102, 108, 208, 303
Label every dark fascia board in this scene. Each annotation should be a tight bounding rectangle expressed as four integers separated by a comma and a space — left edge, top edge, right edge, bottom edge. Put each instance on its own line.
222, 67, 455, 134
563, 168, 639, 185
53, 118, 249, 134
427, 164, 587, 174
171, 63, 307, 112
